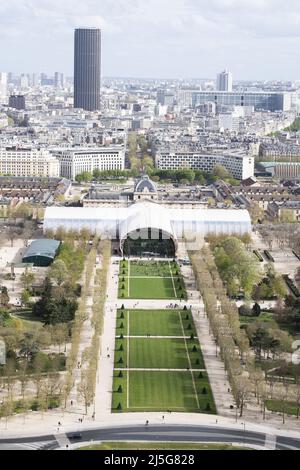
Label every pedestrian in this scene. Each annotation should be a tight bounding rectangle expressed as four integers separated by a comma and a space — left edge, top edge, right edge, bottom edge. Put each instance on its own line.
71, 400, 73, 406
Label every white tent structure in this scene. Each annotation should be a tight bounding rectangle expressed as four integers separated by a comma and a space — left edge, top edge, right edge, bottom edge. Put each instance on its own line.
44, 202, 251, 253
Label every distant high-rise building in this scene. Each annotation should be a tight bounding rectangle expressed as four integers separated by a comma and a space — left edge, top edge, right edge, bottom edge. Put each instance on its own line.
9, 95, 26, 110
54, 72, 64, 88
216, 70, 233, 92
40, 73, 54, 86
31, 73, 39, 87
0, 73, 7, 98
20, 74, 29, 89
7, 72, 13, 84
74, 28, 101, 111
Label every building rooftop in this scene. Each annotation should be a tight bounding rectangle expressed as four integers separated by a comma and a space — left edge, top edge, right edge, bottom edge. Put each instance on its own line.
23, 239, 60, 261
134, 175, 157, 193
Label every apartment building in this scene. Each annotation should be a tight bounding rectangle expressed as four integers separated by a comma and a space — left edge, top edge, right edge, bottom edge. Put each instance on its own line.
0, 147, 60, 177
155, 150, 254, 180
55, 146, 125, 180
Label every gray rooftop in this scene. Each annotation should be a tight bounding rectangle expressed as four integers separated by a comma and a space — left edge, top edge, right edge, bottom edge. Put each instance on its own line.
23, 239, 60, 260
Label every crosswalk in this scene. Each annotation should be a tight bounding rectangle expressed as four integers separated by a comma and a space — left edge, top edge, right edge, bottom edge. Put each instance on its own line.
265, 434, 277, 450
0, 440, 57, 451
55, 433, 71, 450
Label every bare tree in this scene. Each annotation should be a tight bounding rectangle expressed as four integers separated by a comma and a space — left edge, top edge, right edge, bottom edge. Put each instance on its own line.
77, 373, 94, 414
235, 376, 252, 417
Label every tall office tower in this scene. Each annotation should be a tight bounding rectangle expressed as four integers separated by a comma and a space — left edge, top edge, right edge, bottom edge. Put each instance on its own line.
0, 73, 7, 98
31, 73, 39, 87
216, 70, 233, 92
20, 74, 29, 89
54, 72, 64, 88
9, 95, 26, 110
74, 28, 101, 111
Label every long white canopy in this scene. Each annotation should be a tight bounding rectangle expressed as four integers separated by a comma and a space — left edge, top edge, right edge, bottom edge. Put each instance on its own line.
44, 201, 251, 239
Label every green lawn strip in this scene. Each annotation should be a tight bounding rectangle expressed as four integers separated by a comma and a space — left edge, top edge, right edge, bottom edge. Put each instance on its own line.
180, 311, 198, 338
125, 260, 179, 277
112, 296, 214, 414
118, 260, 187, 300
192, 371, 217, 414
118, 277, 187, 300
116, 309, 196, 337
114, 338, 128, 369
239, 311, 278, 327
78, 442, 251, 450
266, 399, 300, 417
111, 369, 128, 411
115, 310, 128, 335
116, 309, 197, 337
128, 338, 204, 369
131, 278, 177, 299
112, 370, 215, 413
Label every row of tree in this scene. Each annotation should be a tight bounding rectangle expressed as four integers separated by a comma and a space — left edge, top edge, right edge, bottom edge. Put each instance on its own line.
64, 236, 99, 406
74, 166, 241, 186
213, 237, 263, 298
77, 240, 111, 414
189, 243, 299, 422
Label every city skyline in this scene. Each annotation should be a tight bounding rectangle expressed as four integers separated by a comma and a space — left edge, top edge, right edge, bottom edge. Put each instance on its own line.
0, 0, 300, 80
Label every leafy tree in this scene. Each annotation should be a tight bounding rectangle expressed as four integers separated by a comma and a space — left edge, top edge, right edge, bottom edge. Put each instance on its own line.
214, 237, 262, 297
49, 259, 68, 287
213, 164, 230, 180
0, 308, 10, 326
21, 289, 30, 306
252, 303, 261, 317
75, 172, 93, 183
32, 277, 77, 325
20, 270, 35, 291
0, 287, 10, 308
19, 333, 40, 360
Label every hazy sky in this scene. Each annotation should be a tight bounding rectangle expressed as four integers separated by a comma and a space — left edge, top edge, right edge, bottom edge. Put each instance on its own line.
1, 0, 300, 80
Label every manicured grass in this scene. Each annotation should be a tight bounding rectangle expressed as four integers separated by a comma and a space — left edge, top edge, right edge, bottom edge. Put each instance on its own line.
130, 338, 203, 369
121, 260, 180, 277
79, 442, 251, 450
239, 311, 278, 327
112, 371, 215, 413
118, 260, 187, 300
129, 277, 181, 299
266, 400, 300, 417
112, 306, 215, 414
114, 337, 204, 370
116, 309, 197, 337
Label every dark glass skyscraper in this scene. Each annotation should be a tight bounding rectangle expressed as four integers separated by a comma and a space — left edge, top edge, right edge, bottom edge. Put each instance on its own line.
74, 28, 101, 111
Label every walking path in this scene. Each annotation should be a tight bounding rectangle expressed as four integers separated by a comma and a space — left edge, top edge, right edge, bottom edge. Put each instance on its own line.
68, 261, 97, 413
114, 368, 207, 372
117, 335, 198, 339
94, 258, 119, 419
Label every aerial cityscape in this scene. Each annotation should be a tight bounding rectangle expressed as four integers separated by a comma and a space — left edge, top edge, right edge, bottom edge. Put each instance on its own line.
1, 0, 300, 457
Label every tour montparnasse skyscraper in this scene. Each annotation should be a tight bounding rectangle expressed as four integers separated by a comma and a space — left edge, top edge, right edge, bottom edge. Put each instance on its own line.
74, 28, 101, 111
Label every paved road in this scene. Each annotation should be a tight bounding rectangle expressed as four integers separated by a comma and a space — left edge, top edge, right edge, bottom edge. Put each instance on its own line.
0, 424, 300, 450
